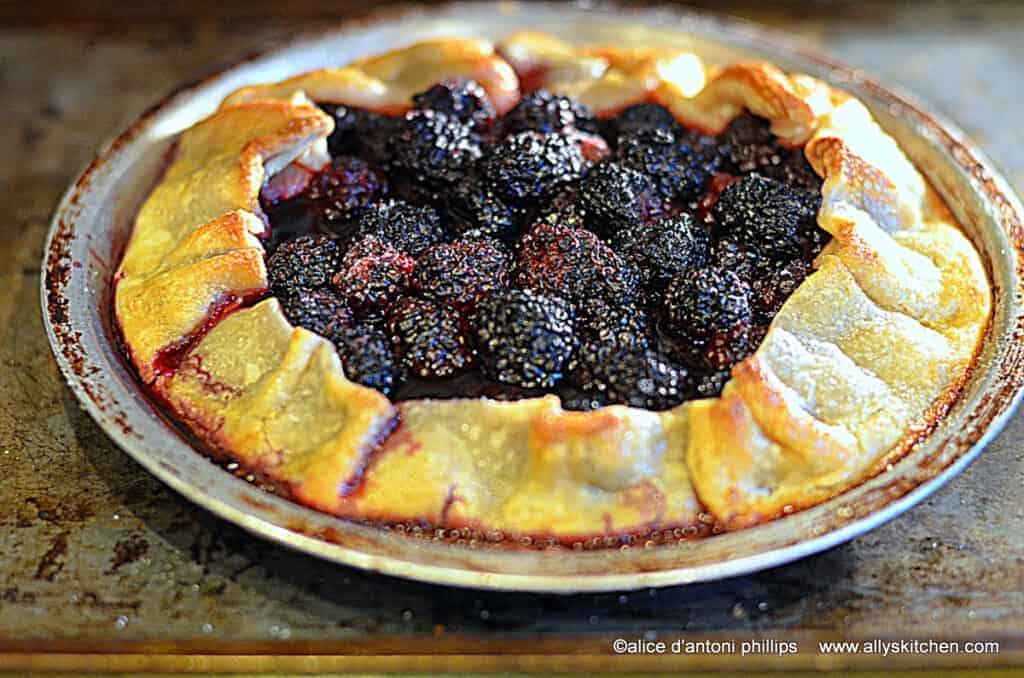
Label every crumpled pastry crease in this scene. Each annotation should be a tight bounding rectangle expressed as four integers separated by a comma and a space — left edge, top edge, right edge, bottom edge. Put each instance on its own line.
116, 35, 990, 540
116, 98, 333, 382
221, 39, 521, 115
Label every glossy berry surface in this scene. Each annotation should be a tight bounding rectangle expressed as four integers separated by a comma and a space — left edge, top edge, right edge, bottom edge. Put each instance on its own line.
471, 289, 576, 388
532, 189, 588, 231
572, 344, 689, 410
615, 128, 720, 202
332, 237, 414, 317
413, 78, 496, 128
573, 299, 652, 352
328, 323, 399, 395
278, 288, 350, 336
388, 109, 481, 188
751, 258, 813, 323
662, 268, 752, 341
615, 103, 680, 137
387, 297, 474, 379
479, 132, 586, 203
614, 213, 711, 293
713, 173, 820, 261
722, 113, 821, 190
661, 268, 753, 370
324, 106, 400, 165
515, 221, 640, 308
355, 200, 447, 257
411, 239, 511, 310
576, 162, 660, 239
501, 89, 597, 135
708, 237, 775, 284
303, 155, 387, 227
695, 369, 731, 399
266, 234, 341, 296
445, 183, 521, 241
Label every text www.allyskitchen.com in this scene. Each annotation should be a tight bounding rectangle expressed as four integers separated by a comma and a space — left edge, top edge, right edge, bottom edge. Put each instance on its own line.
610, 637, 1001, 658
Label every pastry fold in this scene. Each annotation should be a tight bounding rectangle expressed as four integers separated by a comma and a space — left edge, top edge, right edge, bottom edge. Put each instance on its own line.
222, 39, 521, 115
116, 98, 333, 381
115, 98, 397, 504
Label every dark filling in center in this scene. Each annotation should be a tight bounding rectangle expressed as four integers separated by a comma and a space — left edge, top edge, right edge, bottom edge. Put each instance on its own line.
258, 79, 827, 410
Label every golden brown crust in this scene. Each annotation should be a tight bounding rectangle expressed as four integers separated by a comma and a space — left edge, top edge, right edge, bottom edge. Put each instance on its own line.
116, 98, 335, 381
222, 39, 520, 114
156, 298, 396, 514
117, 35, 991, 541
327, 397, 697, 537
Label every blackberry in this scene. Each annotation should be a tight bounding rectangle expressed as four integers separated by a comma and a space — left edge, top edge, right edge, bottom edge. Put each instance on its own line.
573, 298, 652, 352
471, 289, 576, 388
304, 156, 387, 227
713, 174, 819, 261
411, 240, 511, 310
324, 106, 400, 165
412, 78, 496, 128
500, 89, 597, 135
278, 288, 351, 336
709, 237, 776, 284
576, 162, 660, 239
613, 213, 710, 292
722, 114, 777, 172
328, 323, 399, 395
721, 113, 821, 190
355, 200, 447, 257
702, 322, 755, 369
751, 258, 813, 323
387, 297, 474, 379
615, 127, 720, 202
445, 183, 521, 240
515, 221, 640, 308
480, 132, 586, 204
267, 234, 341, 295
662, 268, 753, 369
332, 237, 414, 317
572, 344, 689, 410
615, 102, 679, 137
388, 109, 482, 188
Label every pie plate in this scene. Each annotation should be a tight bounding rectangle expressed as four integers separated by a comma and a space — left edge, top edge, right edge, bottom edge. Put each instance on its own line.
41, 1, 1024, 592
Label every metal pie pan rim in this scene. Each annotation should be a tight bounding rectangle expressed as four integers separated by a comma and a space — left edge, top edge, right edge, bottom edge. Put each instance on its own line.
41, 1, 1024, 592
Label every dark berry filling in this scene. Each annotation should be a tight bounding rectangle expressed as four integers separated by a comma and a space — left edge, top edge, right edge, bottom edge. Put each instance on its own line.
388, 109, 482, 189
471, 288, 577, 389
332, 236, 414, 318
412, 78, 497, 129
259, 83, 826, 410
500, 89, 598, 136
479, 131, 586, 204
514, 220, 641, 308
411, 239, 511, 311
387, 297, 474, 379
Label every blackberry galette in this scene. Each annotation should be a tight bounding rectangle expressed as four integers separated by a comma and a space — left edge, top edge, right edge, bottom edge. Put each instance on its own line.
115, 34, 990, 541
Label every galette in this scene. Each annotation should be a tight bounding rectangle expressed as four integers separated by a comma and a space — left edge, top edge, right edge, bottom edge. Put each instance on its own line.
114, 33, 990, 544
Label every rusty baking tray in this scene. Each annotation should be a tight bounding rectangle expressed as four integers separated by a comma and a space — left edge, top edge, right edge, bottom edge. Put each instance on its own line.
40, 1, 1024, 592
